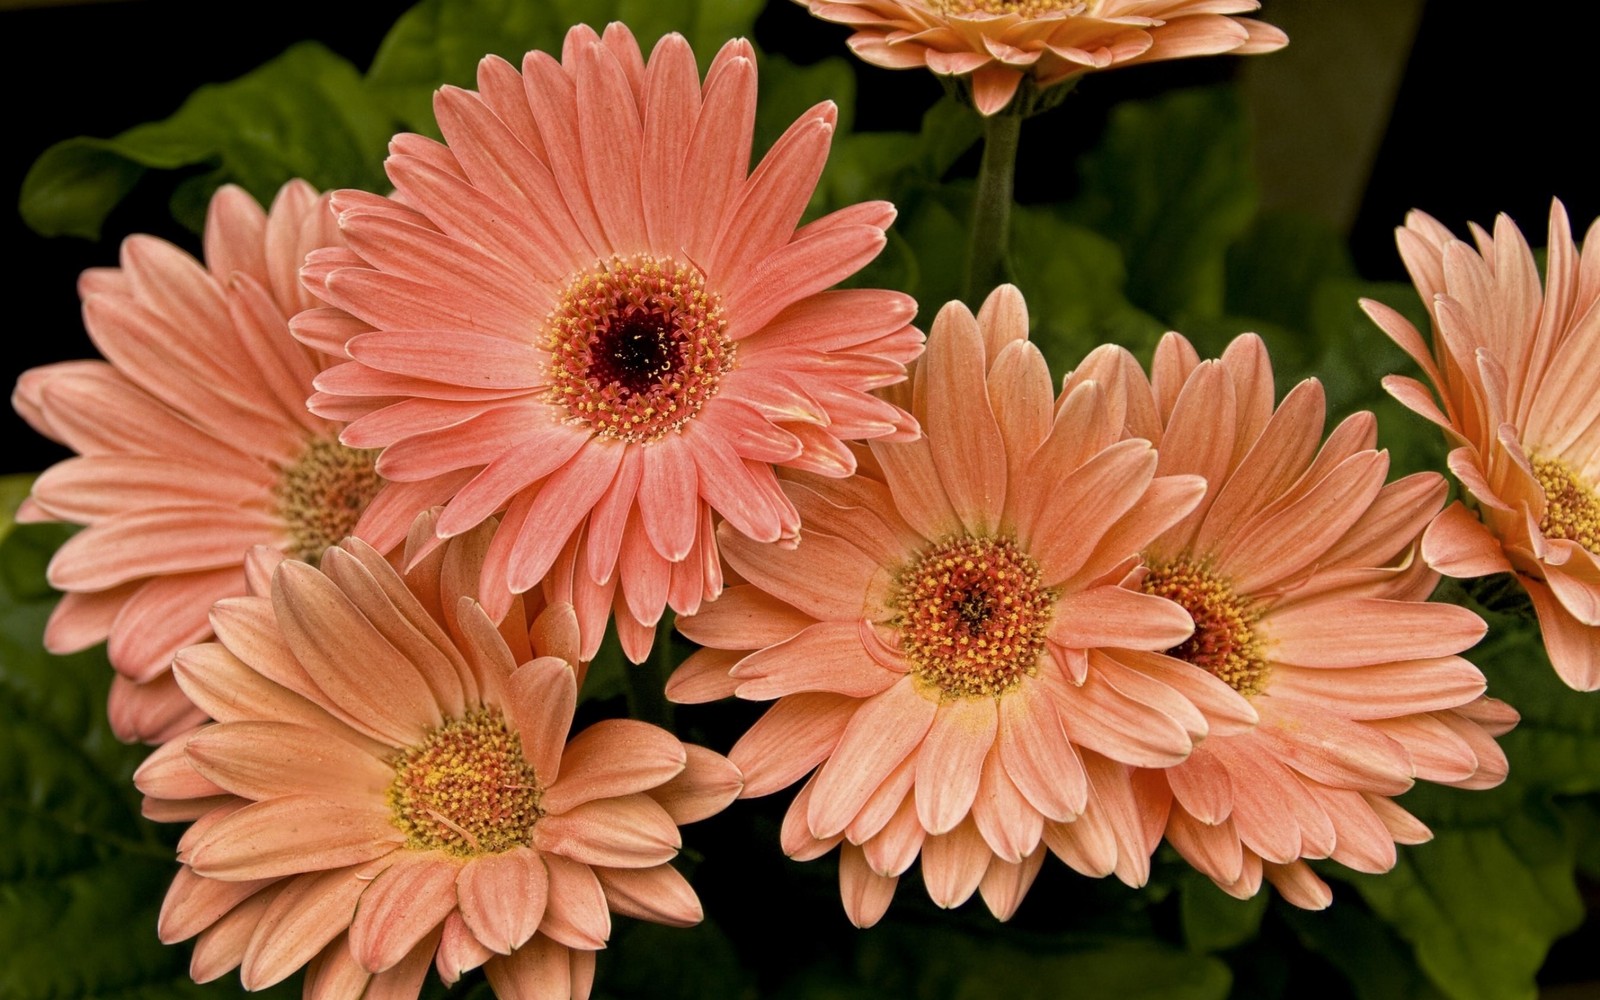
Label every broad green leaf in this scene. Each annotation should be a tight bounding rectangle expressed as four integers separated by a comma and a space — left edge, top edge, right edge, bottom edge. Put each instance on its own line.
20, 43, 395, 239
1179, 871, 1268, 954
1010, 203, 1165, 374
857, 925, 1231, 1000
1347, 795, 1583, 1000
368, 0, 763, 133
1070, 85, 1258, 325
0, 475, 34, 545
0, 523, 283, 998
1281, 901, 1447, 1000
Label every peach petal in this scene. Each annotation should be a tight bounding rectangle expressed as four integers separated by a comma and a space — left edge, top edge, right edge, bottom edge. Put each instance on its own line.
187, 795, 402, 880
538, 854, 611, 950
503, 656, 578, 782
536, 794, 681, 867
159, 867, 275, 944
730, 693, 856, 798
595, 863, 703, 927
921, 818, 992, 909
732, 620, 899, 701
458, 847, 548, 954
808, 678, 937, 839
542, 719, 686, 813
347, 852, 462, 973
977, 849, 1045, 922
839, 842, 898, 928
241, 866, 369, 989
915, 696, 999, 835
1265, 598, 1487, 667
998, 679, 1088, 821
971, 742, 1043, 863
484, 933, 572, 1000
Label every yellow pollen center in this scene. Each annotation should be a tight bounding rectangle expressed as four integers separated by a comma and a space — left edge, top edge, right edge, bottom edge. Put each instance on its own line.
545, 254, 735, 444
275, 436, 383, 564
387, 708, 543, 857
932, 0, 1082, 15
891, 535, 1054, 700
1141, 558, 1268, 697
1533, 455, 1600, 554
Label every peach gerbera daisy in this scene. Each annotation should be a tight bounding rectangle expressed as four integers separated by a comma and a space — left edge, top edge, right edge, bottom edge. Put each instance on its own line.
1365, 202, 1600, 691
297, 23, 922, 665
10, 180, 426, 743
1120, 331, 1514, 907
798, 0, 1286, 115
134, 519, 741, 998
667, 286, 1256, 926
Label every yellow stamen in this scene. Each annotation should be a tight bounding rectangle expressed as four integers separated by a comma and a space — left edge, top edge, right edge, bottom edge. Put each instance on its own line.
275, 436, 383, 564
387, 708, 543, 857
1141, 557, 1268, 697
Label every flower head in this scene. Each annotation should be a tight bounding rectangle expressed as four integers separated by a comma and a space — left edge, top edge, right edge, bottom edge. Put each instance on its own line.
134, 520, 740, 997
298, 23, 923, 665
797, 0, 1286, 114
1366, 202, 1600, 690
1124, 331, 1514, 907
10, 181, 401, 743
668, 286, 1256, 926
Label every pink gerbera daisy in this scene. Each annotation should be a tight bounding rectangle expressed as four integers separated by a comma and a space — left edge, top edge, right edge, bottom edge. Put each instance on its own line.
667, 286, 1257, 926
1121, 331, 1515, 907
297, 22, 922, 664
134, 519, 741, 998
10, 181, 416, 743
797, 0, 1286, 115
1366, 202, 1600, 690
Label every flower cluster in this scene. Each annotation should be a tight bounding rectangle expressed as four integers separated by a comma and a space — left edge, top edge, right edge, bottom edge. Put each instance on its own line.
14, 7, 1579, 999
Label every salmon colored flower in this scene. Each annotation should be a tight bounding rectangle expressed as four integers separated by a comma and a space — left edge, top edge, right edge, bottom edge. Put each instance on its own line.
667, 286, 1255, 926
134, 520, 741, 998
1366, 203, 1600, 691
797, 0, 1286, 115
297, 23, 922, 666
1121, 332, 1514, 907
10, 181, 418, 743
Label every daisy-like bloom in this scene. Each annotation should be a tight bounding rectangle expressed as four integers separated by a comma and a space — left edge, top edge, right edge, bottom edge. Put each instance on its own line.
1121, 331, 1515, 908
797, 0, 1286, 115
667, 286, 1258, 926
134, 519, 741, 998
297, 22, 922, 665
10, 180, 420, 743
1365, 203, 1600, 691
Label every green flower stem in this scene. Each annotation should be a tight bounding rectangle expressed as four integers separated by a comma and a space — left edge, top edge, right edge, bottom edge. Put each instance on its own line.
964, 106, 1023, 304
626, 611, 677, 731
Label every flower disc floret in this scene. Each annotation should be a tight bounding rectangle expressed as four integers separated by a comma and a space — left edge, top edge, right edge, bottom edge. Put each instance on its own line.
275, 436, 383, 564
893, 534, 1054, 699
934, 0, 1078, 14
1533, 455, 1600, 555
1141, 559, 1267, 697
388, 707, 543, 857
546, 254, 734, 443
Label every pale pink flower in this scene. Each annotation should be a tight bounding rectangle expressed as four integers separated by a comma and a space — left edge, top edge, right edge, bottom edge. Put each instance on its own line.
797, 0, 1286, 115
10, 181, 416, 743
1366, 202, 1600, 691
134, 520, 741, 998
297, 23, 922, 665
668, 286, 1256, 926
1121, 331, 1514, 907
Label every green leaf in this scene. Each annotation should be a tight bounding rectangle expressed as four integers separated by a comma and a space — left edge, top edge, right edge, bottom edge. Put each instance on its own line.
755, 55, 857, 165
1179, 871, 1268, 953
1281, 901, 1448, 1000
20, 43, 396, 239
0, 524, 285, 998
1347, 795, 1583, 1000
1070, 85, 1259, 325
0, 475, 34, 546
368, 0, 764, 133
857, 925, 1232, 1000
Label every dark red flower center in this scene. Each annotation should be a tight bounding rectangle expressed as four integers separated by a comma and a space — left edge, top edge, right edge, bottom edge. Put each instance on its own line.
1141, 558, 1268, 696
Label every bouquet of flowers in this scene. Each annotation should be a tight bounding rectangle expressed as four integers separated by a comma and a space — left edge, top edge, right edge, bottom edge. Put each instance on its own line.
4, 1, 1597, 998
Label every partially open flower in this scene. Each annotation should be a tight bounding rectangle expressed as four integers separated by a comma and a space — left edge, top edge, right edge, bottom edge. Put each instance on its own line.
1366, 202, 1600, 691
1123, 332, 1514, 907
668, 286, 1255, 926
135, 521, 740, 998
299, 23, 922, 665
11, 181, 404, 743
797, 0, 1286, 114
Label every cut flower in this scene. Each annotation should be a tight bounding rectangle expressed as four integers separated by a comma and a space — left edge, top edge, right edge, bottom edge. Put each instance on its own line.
668, 286, 1257, 926
1123, 332, 1514, 907
12, 181, 397, 743
134, 519, 740, 998
797, 0, 1286, 114
299, 22, 922, 665
1366, 202, 1600, 690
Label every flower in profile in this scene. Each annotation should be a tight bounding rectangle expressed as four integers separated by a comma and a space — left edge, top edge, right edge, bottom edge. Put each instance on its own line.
134, 520, 741, 997
667, 286, 1257, 926
298, 22, 922, 665
10, 180, 410, 743
1122, 331, 1514, 907
1365, 202, 1600, 691
796, 0, 1286, 115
